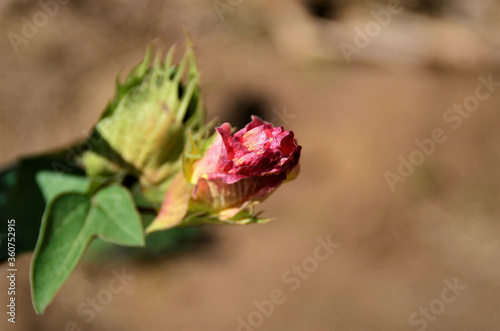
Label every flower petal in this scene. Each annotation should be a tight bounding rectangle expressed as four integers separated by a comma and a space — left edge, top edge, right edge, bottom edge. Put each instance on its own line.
190, 127, 232, 184
146, 172, 191, 233
191, 174, 285, 212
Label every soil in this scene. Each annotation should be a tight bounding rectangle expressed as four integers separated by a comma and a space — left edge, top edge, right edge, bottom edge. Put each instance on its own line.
0, 1, 498, 330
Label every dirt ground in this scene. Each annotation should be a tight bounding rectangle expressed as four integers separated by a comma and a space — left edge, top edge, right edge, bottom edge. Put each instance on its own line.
0, 0, 499, 330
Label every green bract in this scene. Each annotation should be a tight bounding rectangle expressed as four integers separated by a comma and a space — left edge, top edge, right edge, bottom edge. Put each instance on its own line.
83, 44, 205, 206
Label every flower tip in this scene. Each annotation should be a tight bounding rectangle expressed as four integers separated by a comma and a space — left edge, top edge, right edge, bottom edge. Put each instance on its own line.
246, 115, 267, 130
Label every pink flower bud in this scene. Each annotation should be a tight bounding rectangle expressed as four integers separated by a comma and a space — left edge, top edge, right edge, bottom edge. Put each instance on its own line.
146, 116, 302, 233
190, 116, 301, 212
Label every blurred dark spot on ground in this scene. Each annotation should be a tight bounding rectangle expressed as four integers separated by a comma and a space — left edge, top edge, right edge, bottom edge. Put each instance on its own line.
5, 0, 37, 15
405, 0, 444, 17
222, 92, 272, 129
301, 0, 344, 20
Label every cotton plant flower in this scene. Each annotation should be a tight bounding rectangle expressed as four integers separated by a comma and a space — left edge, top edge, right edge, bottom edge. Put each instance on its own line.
26, 40, 302, 316
147, 116, 301, 233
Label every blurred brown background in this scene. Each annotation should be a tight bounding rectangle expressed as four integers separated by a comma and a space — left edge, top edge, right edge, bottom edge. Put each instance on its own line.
0, 0, 499, 330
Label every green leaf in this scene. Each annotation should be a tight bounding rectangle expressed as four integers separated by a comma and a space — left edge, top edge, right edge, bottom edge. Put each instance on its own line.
0, 148, 87, 261
36, 171, 89, 202
85, 212, 205, 261
31, 185, 144, 314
